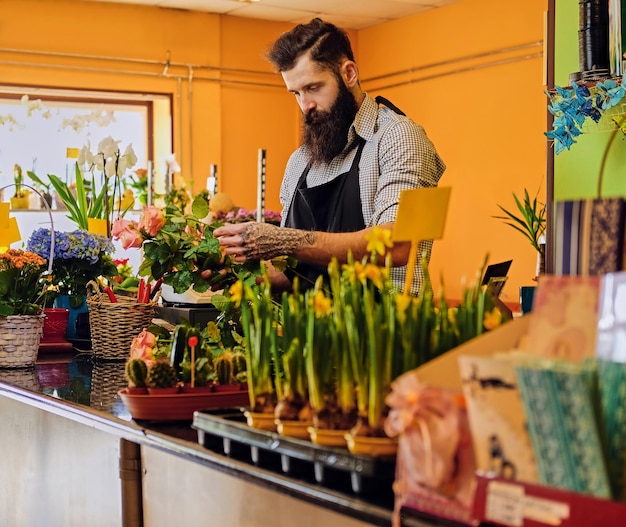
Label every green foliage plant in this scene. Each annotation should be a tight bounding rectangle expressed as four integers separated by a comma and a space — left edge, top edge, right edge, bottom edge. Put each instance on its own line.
494, 188, 546, 252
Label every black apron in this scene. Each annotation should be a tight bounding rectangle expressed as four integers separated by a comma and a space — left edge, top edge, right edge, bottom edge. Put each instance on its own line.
284, 96, 406, 290
284, 140, 366, 289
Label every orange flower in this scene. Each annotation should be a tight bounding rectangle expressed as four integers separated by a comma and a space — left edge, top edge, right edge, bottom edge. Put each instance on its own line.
138, 205, 166, 236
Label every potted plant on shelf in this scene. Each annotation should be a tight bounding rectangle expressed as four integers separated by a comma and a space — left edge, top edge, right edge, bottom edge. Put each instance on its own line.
26, 170, 53, 208
494, 188, 546, 278
235, 275, 281, 431
0, 248, 49, 367
10, 164, 29, 209
48, 136, 138, 236
273, 280, 313, 439
26, 227, 117, 340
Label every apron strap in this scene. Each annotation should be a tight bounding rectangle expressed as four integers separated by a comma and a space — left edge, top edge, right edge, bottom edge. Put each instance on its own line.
375, 95, 406, 116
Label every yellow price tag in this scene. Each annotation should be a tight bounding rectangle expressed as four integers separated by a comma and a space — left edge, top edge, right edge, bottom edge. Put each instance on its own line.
0, 203, 10, 229
0, 217, 22, 246
88, 218, 108, 236
392, 187, 452, 295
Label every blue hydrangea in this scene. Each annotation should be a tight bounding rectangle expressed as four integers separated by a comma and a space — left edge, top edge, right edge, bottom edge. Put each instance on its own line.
27, 228, 114, 264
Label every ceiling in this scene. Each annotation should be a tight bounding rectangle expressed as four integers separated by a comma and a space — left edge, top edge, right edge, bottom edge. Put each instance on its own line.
83, 0, 460, 30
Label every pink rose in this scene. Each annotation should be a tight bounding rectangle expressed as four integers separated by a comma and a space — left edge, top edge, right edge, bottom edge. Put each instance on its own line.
139, 205, 166, 236
129, 329, 156, 367
112, 218, 143, 249
112, 217, 134, 238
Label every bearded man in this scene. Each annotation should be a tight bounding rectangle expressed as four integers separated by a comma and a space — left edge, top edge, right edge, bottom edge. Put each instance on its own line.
213, 18, 445, 295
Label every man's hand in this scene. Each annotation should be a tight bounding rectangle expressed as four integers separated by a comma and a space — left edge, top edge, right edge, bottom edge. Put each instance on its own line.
215, 222, 313, 262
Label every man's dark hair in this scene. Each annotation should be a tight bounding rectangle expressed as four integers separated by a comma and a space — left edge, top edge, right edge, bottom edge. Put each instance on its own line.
267, 18, 355, 73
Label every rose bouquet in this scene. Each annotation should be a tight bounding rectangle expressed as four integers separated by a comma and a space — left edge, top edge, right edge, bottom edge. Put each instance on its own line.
0, 249, 48, 315
112, 195, 262, 295
26, 228, 117, 304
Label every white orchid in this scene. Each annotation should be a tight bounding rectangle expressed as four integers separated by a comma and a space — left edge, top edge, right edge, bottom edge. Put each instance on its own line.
77, 142, 96, 167
97, 136, 121, 159
164, 153, 181, 175
119, 143, 138, 175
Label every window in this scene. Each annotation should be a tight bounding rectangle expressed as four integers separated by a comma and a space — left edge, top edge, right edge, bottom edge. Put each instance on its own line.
0, 86, 172, 202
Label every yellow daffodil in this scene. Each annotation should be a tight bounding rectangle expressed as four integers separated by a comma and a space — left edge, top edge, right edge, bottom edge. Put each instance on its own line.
341, 261, 358, 283
365, 225, 393, 257
395, 293, 412, 324
228, 280, 243, 307
312, 290, 332, 318
483, 308, 503, 330
363, 262, 384, 289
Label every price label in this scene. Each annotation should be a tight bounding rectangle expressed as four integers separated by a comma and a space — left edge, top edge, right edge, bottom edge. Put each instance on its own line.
485, 480, 524, 527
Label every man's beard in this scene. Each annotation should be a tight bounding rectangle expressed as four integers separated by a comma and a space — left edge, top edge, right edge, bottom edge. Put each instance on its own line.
302, 79, 359, 166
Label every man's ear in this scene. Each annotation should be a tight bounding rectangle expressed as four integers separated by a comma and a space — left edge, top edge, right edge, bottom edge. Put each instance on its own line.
341, 60, 359, 87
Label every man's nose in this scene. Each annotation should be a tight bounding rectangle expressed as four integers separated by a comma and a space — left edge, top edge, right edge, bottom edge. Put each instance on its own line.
300, 95, 316, 114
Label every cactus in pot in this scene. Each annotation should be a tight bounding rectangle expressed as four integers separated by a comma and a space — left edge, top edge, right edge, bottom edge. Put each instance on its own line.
147, 360, 178, 389
215, 351, 233, 385
125, 358, 148, 389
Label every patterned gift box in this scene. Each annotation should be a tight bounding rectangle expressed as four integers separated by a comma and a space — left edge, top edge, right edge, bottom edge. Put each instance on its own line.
554, 198, 626, 276
515, 361, 611, 499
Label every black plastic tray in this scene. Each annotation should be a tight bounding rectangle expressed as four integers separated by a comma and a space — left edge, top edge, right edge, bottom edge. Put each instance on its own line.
192, 408, 396, 496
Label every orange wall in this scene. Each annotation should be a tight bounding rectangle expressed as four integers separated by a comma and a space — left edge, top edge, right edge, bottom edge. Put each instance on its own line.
1, 0, 548, 303
358, 0, 548, 303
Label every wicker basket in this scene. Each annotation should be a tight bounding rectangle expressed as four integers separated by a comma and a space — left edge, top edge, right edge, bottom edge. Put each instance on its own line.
90, 362, 128, 413
86, 281, 157, 360
0, 315, 45, 368
0, 367, 41, 390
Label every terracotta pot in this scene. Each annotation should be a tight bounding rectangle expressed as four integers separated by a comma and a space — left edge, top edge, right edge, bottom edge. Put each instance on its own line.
244, 411, 277, 432
276, 419, 313, 439
307, 427, 350, 447
344, 433, 398, 457
180, 384, 213, 394
212, 383, 243, 393
147, 386, 180, 395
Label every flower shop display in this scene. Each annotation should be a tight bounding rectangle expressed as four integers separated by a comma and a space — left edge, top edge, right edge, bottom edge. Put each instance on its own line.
112, 194, 265, 295
218, 224, 505, 452
213, 206, 282, 226
0, 248, 48, 367
27, 228, 117, 340
27, 228, 117, 301
118, 320, 248, 420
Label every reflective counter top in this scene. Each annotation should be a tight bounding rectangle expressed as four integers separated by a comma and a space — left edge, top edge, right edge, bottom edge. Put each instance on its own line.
0, 351, 440, 527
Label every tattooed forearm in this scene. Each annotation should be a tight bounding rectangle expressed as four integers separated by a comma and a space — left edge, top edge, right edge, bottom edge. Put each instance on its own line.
240, 223, 316, 260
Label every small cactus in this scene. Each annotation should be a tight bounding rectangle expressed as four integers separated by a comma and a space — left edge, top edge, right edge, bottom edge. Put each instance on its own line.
147, 360, 178, 388
215, 351, 233, 385
125, 358, 148, 388
231, 351, 247, 377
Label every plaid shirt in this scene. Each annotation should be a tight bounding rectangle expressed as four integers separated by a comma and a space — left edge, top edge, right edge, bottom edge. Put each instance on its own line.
280, 93, 446, 295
